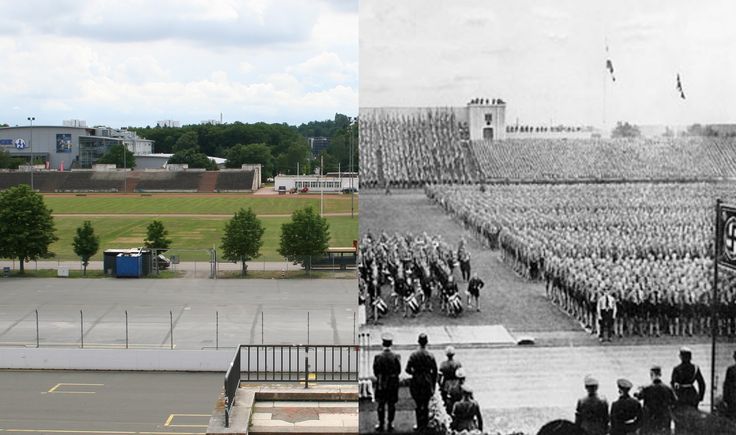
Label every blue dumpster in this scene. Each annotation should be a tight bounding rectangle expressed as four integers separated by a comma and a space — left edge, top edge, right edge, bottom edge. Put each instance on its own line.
116, 253, 142, 278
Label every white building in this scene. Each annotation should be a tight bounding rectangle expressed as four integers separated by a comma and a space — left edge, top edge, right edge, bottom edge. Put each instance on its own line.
156, 120, 180, 128
273, 174, 358, 193
63, 119, 87, 127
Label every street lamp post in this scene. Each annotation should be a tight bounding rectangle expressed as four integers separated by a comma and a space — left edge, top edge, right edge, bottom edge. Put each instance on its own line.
27, 117, 35, 190
123, 142, 127, 193
349, 117, 355, 219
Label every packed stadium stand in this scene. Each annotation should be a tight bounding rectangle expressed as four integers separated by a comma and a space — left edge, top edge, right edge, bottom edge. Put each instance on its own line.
359, 109, 736, 185
0, 169, 258, 193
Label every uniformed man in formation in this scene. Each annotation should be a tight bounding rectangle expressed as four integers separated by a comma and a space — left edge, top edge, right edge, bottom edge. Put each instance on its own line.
372, 333, 401, 432
575, 376, 609, 435
635, 365, 677, 434
597, 289, 617, 342
610, 378, 642, 435
466, 272, 484, 311
405, 333, 438, 432
670, 347, 706, 410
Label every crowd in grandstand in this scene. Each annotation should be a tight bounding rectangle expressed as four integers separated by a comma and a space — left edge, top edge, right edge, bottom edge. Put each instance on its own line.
426, 182, 736, 339
359, 109, 736, 186
359, 109, 480, 188
472, 137, 736, 181
358, 232, 480, 323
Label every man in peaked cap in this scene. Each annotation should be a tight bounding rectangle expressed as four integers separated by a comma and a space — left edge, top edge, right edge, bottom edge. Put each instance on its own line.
610, 378, 642, 435
372, 333, 401, 432
635, 365, 676, 434
670, 347, 705, 409
438, 346, 462, 413
575, 375, 609, 435
405, 332, 438, 431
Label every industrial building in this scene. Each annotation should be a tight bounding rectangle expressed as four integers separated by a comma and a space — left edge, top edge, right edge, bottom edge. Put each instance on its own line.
273, 172, 358, 193
0, 125, 153, 170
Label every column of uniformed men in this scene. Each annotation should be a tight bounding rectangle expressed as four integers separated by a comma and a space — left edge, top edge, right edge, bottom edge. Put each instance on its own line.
546, 275, 736, 342
358, 233, 482, 324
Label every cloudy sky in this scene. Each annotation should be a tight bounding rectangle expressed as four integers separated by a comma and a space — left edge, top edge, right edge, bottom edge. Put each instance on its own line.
0, 0, 357, 128
361, 0, 736, 128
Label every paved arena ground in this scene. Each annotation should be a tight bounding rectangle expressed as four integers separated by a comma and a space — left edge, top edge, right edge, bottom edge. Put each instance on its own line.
359, 189, 734, 433
0, 278, 358, 349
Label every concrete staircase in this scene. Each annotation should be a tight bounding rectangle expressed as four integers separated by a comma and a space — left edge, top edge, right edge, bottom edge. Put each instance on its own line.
198, 171, 219, 192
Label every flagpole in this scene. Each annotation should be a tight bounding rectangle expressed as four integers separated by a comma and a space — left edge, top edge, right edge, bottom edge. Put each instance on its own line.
603, 37, 607, 134
712, 199, 721, 412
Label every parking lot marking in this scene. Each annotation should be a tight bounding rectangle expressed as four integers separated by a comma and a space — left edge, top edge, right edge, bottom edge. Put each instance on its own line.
163, 414, 210, 428
47, 383, 104, 394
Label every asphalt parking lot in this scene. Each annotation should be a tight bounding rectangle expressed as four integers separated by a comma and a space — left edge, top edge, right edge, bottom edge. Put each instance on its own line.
0, 278, 358, 349
0, 370, 221, 434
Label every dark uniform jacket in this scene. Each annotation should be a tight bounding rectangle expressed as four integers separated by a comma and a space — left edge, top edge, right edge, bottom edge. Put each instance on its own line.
467, 277, 484, 296
406, 348, 438, 399
638, 379, 676, 433
724, 364, 736, 417
439, 359, 461, 393
451, 398, 482, 431
610, 395, 642, 435
373, 349, 401, 403
575, 394, 609, 435
670, 362, 705, 407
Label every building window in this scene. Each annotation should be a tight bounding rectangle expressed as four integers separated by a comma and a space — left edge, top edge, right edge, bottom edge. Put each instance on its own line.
484, 113, 492, 125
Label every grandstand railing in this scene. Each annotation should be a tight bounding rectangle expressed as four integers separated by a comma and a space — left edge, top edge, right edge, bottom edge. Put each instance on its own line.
223, 344, 359, 427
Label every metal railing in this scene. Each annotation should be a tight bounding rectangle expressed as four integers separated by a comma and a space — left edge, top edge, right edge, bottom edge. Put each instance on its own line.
223, 344, 358, 427
223, 346, 241, 427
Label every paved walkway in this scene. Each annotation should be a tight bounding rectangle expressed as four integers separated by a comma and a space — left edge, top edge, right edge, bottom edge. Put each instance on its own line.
360, 324, 516, 349
251, 401, 358, 432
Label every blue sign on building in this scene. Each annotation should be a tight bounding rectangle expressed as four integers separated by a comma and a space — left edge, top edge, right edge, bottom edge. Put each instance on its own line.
0, 139, 12, 146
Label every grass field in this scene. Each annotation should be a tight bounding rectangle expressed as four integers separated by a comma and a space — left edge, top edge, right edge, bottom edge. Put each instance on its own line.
44, 194, 358, 215
50, 215, 358, 261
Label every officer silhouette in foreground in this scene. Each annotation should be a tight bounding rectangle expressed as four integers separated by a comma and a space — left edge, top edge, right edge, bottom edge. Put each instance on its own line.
373, 332, 401, 432
405, 333, 438, 431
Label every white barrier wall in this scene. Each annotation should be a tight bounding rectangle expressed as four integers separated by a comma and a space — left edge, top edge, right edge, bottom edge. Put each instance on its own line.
0, 348, 234, 371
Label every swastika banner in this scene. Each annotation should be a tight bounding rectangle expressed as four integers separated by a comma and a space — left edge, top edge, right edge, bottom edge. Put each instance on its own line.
718, 203, 736, 271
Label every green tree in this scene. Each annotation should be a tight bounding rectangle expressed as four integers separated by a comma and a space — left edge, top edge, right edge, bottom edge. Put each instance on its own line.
278, 206, 330, 271
0, 184, 59, 273
173, 130, 199, 153
275, 142, 310, 175
96, 144, 135, 168
220, 208, 265, 276
144, 220, 172, 251
0, 149, 25, 169
72, 221, 100, 276
224, 143, 274, 180
168, 149, 217, 170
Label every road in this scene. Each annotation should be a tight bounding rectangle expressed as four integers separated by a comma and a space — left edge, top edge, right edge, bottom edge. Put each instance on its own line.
0, 370, 220, 434
0, 279, 358, 349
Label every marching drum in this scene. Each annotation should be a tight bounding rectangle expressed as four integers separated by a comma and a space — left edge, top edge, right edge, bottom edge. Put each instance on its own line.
448, 293, 463, 315
405, 294, 420, 314
373, 297, 388, 316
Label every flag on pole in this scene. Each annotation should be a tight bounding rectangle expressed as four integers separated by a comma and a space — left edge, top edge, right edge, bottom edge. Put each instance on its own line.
676, 73, 686, 99
605, 45, 616, 82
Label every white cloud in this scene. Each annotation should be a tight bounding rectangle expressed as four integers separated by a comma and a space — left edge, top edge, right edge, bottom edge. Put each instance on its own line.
0, 0, 357, 127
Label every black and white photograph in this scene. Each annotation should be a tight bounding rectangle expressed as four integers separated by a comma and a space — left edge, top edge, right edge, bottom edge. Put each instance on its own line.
358, 0, 736, 433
